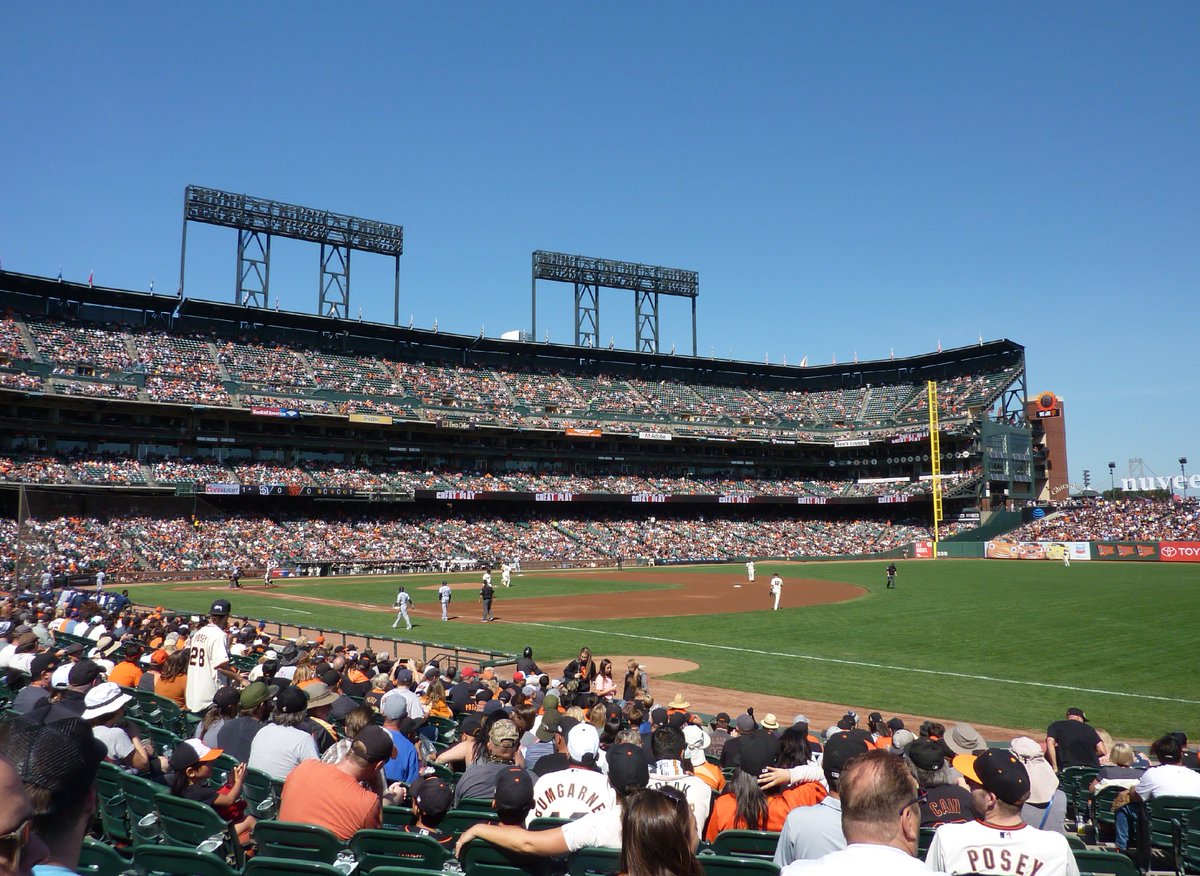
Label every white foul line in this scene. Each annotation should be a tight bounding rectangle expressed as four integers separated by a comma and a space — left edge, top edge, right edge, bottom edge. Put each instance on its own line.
273, 608, 312, 615
514, 621, 1200, 706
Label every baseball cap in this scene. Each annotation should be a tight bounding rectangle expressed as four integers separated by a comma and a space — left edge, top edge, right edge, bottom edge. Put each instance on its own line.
738, 731, 781, 777
821, 731, 869, 783
209, 599, 232, 616
650, 707, 668, 727
212, 686, 240, 710
567, 723, 600, 763
482, 700, 504, 716
51, 664, 73, 690
536, 709, 561, 742
906, 737, 947, 772
0, 718, 106, 806
956, 749, 1031, 806
276, 686, 308, 715
240, 681, 278, 710
460, 666, 478, 678
413, 777, 453, 817
30, 652, 59, 677
494, 766, 535, 811
381, 691, 407, 720
735, 713, 756, 734
887, 717, 906, 732
558, 716, 580, 738
1066, 707, 1088, 722
682, 724, 712, 768
489, 719, 519, 748
395, 668, 414, 686
606, 743, 650, 793
353, 725, 396, 764
168, 739, 224, 772
889, 729, 917, 754
81, 682, 133, 721
711, 712, 731, 729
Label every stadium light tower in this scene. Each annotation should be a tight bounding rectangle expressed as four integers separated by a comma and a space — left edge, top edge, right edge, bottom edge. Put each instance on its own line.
1182, 457, 1189, 498
1108, 461, 1115, 493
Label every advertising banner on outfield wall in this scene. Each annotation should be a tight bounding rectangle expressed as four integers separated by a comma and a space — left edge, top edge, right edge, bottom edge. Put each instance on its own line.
1160, 542, 1200, 562
1092, 541, 1159, 561
984, 539, 1091, 561
913, 540, 933, 559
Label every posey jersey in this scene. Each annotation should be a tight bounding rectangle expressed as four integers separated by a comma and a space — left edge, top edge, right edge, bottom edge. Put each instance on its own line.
927, 820, 1080, 876
185, 623, 231, 712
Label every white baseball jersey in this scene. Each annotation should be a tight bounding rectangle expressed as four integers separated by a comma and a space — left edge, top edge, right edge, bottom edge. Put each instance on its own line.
439, 584, 452, 603
927, 820, 1080, 876
395, 590, 412, 608
770, 575, 782, 594
185, 622, 231, 712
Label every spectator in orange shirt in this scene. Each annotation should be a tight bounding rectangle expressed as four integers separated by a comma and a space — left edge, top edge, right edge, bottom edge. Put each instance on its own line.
106, 641, 145, 689
705, 731, 826, 841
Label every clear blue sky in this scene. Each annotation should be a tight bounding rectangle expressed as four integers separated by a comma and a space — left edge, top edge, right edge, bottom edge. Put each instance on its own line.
2, 5, 1196, 490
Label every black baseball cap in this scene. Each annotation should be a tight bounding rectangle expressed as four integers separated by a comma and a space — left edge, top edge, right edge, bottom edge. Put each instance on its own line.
822, 730, 870, 782
906, 738, 946, 772
276, 685, 308, 715
413, 777, 453, 817
494, 766, 535, 811
958, 749, 1031, 806
210, 599, 232, 617
353, 725, 396, 764
68, 660, 103, 687
739, 731, 782, 776
30, 652, 59, 677
606, 743, 649, 793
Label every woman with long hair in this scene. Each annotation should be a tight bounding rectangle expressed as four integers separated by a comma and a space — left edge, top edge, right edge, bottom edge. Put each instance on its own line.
704, 732, 826, 841
592, 658, 617, 701
155, 648, 190, 708
422, 680, 452, 720
619, 787, 704, 876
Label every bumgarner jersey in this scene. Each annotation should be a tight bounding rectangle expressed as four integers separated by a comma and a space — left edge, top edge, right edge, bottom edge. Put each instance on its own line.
927, 820, 1080, 876
185, 622, 231, 712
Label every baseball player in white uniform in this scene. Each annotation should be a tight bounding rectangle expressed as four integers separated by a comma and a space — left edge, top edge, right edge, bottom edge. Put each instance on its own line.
482, 568, 492, 590
770, 573, 782, 610
94, 569, 106, 593
392, 586, 413, 630
438, 580, 452, 621
746, 561, 756, 582
184, 598, 241, 713
501, 563, 512, 588
927, 749, 1080, 876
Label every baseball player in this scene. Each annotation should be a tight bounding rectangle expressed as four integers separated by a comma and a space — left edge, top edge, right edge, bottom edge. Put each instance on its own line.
746, 561, 756, 582
1062, 548, 1070, 567
500, 563, 512, 588
392, 585, 413, 630
886, 562, 897, 589
769, 572, 782, 610
229, 566, 242, 589
480, 577, 495, 623
263, 564, 275, 588
927, 749, 1080, 876
94, 568, 106, 593
438, 580, 452, 621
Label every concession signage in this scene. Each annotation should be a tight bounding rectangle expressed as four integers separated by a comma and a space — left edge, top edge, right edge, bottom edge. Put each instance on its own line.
638, 431, 672, 441
204, 483, 241, 495
834, 438, 871, 448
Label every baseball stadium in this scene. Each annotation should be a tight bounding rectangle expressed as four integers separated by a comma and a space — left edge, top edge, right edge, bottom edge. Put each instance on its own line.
2, 188, 1198, 875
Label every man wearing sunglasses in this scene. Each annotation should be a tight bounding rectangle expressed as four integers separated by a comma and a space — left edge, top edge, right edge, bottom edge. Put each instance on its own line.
0, 754, 48, 876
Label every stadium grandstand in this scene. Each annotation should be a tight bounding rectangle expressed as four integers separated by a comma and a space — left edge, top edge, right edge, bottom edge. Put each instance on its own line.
0, 267, 1036, 584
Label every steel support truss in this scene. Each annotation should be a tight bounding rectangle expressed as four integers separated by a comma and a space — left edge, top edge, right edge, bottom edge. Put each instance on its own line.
320, 243, 351, 320
574, 282, 599, 348
634, 289, 660, 354
236, 229, 270, 308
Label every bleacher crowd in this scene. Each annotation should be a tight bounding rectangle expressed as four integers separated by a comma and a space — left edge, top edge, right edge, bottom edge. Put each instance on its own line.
0, 590, 1185, 876
1012, 497, 1200, 543
1, 510, 953, 582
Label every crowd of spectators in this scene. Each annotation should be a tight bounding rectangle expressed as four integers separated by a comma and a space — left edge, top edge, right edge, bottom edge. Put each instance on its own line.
0, 369, 42, 390
0, 451, 977, 499
2, 509, 953, 580
51, 379, 141, 400
0, 313, 1021, 445
0, 587, 1161, 873
1013, 497, 1200, 543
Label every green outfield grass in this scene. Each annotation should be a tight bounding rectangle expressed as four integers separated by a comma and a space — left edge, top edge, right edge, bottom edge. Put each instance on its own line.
127, 560, 1200, 739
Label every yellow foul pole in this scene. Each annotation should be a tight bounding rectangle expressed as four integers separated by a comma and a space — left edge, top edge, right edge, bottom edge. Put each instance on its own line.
927, 380, 943, 553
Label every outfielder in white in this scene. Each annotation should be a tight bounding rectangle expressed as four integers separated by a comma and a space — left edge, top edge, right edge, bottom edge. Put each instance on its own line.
438, 581, 452, 621
770, 573, 782, 610
392, 586, 413, 630
1062, 550, 1070, 567
746, 561, 756, 582
501, 564, 512, 588
94, 569, 106, 593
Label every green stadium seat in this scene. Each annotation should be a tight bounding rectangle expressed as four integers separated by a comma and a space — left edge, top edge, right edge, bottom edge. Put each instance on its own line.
347, 828, 451, 872
1089, 785, 1126, 839
381, 804, 416, 829
1060, 767, 1099, 820
367, 867, 448, 876
154, 793, 245, 870
460, 837, 555, 876
115, 770, 169, 847
1072, 849, 1140, 875
95, 762, 132, 845
1146, 794, 1200, 867
438, 808, 499, 838
252, 820, 345, 864
456, 796, 496, 812
1066, 833, 1087, 851
708, 829, 780, 859
528, 817, 572, 831
1183, 806, 1200, 874
78, 837, 131, 876
133, 843, 239, 876
697, 853, 780, 876
566, 846, 621, 876
241, 767, 279, 819
918, 826, 937, 860
244, 857, 346, 876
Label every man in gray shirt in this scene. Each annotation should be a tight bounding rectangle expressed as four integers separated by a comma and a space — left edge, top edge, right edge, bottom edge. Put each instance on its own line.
775, 731, 870, 868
